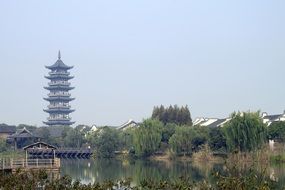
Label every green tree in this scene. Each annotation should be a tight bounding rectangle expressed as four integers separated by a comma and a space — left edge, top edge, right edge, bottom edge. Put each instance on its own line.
208, 127, 227, 151
161, 123, 177, 143
118, 129, 134, 151
133, 119, 163, 157
17, 124, 37, 132
223, 112, 267, 152
169, 126, 195, 156
151, 105, 192, 125
64, 128, 85, 148
267, 121, 285, 141
169, 126, 208, 155
191, 126, 208, 151
90, 127, 121, 158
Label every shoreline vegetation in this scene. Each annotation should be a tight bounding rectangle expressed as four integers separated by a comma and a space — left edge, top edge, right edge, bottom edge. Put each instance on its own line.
2, 106, 284, 164
2, 106, 285, 188
0, 163, 277, 190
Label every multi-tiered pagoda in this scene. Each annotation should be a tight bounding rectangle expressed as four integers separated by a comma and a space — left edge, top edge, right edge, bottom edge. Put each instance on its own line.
43, 51, 75, 126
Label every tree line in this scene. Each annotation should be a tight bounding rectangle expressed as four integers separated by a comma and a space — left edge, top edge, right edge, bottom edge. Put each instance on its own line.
152, 105, 192, 125
2, 105, 285, 159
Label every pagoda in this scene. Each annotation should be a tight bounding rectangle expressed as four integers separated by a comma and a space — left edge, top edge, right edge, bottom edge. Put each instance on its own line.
43, 51, 75, 126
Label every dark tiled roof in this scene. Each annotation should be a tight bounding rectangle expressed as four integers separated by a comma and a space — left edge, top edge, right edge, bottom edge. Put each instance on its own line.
263, 114, 282, 121
117, 120, 139, 130
207, 119, 227, 128
23, 141, 57, 150
9, 128, 37, 138
0, 124, 16, 133
46, 59, 73, 70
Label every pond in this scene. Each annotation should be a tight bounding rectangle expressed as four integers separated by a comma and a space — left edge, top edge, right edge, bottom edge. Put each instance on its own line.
61, 158, 216, 184
60, 158, 285, 187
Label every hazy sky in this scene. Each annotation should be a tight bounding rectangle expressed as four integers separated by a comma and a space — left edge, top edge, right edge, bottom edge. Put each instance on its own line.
0, 0, 284, 126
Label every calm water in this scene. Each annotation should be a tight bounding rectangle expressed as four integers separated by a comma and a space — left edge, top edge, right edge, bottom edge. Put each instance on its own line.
61, 159, 285, 186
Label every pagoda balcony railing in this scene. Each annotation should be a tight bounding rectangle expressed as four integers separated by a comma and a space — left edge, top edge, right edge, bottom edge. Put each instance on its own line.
49, 71, 70, 75
47, 117, 71, 121
48, 81, 70, 86
48, 93, 70, 97
48, 105, 71, 109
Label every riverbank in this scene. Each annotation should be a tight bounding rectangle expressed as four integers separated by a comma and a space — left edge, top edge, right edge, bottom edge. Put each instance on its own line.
2, 163, 278, 190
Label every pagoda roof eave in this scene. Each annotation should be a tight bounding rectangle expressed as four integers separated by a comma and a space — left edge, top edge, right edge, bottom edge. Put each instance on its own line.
43, 121, 76, 126
44, 97, 75, 101
43, 109, 75, 113
45, 76, 74, 80
44, 86, 75, 90
45, 65, 74, 70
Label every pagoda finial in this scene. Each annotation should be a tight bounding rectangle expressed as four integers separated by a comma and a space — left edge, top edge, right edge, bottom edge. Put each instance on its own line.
58, 50, 61, 60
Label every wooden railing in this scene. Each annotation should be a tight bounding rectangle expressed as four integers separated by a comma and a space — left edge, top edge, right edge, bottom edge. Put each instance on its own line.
0, 158, 60, 170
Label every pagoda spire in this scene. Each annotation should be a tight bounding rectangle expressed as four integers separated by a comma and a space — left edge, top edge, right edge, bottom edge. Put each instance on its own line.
43, 52, 75, 126
58, 50, 61, 60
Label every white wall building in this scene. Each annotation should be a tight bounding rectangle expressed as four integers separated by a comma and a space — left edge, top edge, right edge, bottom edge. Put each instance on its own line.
262, 111, 285, 126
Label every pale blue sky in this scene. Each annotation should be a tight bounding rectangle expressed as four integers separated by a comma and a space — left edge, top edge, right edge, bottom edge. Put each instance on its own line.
0, 0, 284, 126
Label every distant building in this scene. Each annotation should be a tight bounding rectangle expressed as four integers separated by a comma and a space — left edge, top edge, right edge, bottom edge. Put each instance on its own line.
91, 125, 98, 132
43, 51, 75, 126
262, 111, 285, 126
194, 110, 285, 128
193, 117, 230, 128
0, 124, 16, 139
117, 119, 140, 131
8, 127, 39, 149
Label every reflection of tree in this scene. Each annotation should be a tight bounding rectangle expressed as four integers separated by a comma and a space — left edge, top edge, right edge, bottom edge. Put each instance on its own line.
61, 159, 285, 187
61, 159, 95, 183
61, 159, 209, 184
265, 163, 285, 189
61, 159, 135, 184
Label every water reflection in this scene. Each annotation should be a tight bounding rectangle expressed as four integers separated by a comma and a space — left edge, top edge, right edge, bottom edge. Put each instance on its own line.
60, 159, 285, 186
61, 159, 221, 185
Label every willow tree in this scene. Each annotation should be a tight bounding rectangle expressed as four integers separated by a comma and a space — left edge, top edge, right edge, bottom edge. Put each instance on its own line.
169, 127, 196, 156
133, 119, 163, 157
223, 112, 267, 152
169, 126, 208, 155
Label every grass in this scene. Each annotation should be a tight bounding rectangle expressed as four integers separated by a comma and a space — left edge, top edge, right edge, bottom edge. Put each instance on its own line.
0, 150, 25, 159
270, 154, 285, 163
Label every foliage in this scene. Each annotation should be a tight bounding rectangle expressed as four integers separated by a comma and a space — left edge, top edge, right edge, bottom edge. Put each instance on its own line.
191, 126, 209, 152
161, 123, 177, 143
267, 121, 285, 142
214, 165, 276, 190
152, 105, 192, 125
169, 126, 195, 155
90, 127, 121, 158
17, 124, 37, 132
36, 127, 50, 140
208, 127, 227, 151
0, 166, 277, 190
270, 153, 285, 163
64, 128, 85, 148
0, 138, 8, 152
223, 112, 267, 152
169, 126, 208, 156
133, 119, 163, 157
118, 129, 134, 151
